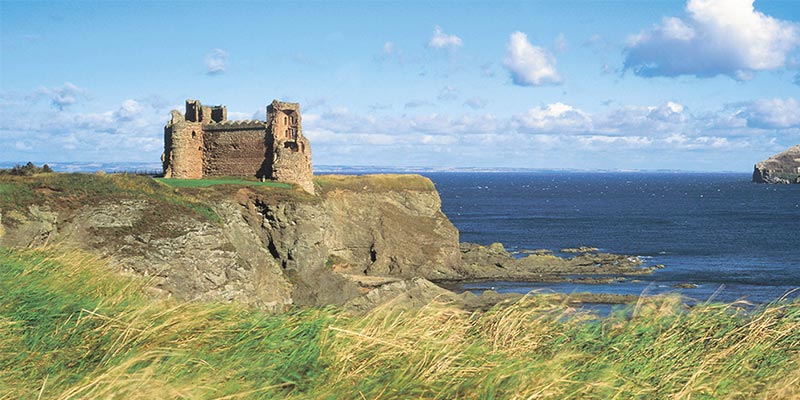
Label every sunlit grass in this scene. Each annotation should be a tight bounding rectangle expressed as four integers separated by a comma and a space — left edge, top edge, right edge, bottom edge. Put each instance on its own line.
1, 247, 798, 399
155, 177, 292, 189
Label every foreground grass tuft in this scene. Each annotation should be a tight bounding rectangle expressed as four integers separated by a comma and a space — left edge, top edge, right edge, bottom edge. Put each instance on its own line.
1, 247, 798, 399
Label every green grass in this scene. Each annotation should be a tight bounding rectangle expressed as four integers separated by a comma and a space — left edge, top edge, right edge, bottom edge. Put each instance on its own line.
0, 173, 220, 224
1, 247, 798, 399
314, 174, 437, 193
156, 177, 292, 189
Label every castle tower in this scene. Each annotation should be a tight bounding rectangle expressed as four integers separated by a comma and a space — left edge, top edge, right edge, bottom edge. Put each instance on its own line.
162, 100, 206, 179
162, 98, 314, 193
267, 100, 314, 193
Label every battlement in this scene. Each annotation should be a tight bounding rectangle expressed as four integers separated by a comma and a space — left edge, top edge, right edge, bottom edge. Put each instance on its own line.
184, 99, 227, 123
162, 98, 313, 193
203, 120, 267, 130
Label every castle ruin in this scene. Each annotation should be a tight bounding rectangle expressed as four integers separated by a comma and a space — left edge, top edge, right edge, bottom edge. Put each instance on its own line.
162, 99, 313, 193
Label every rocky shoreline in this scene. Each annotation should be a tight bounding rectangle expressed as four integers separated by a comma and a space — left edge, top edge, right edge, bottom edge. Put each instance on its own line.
452, 242, 663, 282
0, 173, 669, 313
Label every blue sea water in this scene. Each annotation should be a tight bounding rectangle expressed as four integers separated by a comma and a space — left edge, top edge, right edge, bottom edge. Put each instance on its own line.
423, 172, 800, 304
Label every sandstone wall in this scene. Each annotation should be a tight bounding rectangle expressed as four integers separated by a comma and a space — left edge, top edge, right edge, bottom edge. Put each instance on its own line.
202, 122, 271, 178
163, 113, 204, 179
272, 136, 313, 192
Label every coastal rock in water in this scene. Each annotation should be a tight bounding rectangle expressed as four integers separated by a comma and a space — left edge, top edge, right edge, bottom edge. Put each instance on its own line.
457, 242, 657, 280
753, 145, 800, 184
672, 283, 698, 289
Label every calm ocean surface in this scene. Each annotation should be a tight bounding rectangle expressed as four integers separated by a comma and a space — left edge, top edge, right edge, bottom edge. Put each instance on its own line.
423, 172, 800, 304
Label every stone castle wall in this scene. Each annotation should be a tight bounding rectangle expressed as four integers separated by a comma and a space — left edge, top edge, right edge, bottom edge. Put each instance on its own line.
202, 122, 270, 178
162, 99, 314, 193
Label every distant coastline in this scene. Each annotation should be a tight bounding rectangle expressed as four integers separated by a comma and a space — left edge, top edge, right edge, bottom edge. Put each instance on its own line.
0, 161, 751, 175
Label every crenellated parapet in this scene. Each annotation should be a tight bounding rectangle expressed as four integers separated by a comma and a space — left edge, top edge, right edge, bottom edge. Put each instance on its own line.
162, 99, 314, 193
203, 120, 268, 131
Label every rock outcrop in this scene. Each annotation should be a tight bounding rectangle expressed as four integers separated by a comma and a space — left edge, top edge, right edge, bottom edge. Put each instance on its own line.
753, 145, 800, 184
455, 242, 657, 281
0, 174, 460, 311
0, 173, 659, 313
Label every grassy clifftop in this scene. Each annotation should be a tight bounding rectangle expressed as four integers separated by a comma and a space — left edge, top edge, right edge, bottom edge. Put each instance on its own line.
0, 172, 434, 220
0, 173, 220, 222
1, 247, 798, 399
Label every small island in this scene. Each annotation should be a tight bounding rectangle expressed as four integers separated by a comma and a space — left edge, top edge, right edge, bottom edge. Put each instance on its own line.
753, 145, 800, 184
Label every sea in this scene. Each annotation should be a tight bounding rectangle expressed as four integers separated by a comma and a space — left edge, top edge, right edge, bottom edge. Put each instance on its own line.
422, 172, 800, 305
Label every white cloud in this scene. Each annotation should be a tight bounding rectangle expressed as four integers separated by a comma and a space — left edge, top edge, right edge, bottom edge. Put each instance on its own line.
625, 0, 800, 79
513, 103, 590, 133
0, 93, 171, 162
503, 32, 563, 86
114, 99, 144, 121
205, 48, 228, 75
740, 98, 800, 129
428, 26, 462, 49
14, 141, 32, 151
36, 82, 88, 110
598, 102, 689, 135
383, 42, 395, 54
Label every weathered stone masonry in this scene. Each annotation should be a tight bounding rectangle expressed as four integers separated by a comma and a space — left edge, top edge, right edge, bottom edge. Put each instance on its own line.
162, 99, 313, 192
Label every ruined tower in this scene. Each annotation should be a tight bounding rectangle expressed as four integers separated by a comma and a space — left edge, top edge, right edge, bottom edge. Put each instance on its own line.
162, 99, 314, 193
267, 100, 313, 193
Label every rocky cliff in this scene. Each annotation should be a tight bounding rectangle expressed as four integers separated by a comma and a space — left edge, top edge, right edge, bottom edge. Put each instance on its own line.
1, 172, 663, 312
0, 173, 460, 311
753, 145, 800, 184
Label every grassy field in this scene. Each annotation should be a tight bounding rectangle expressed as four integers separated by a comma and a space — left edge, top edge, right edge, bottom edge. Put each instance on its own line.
314, 174, 437, 193
155, 177, 292, 189
0, 173, 220, 222
1, 247, 798, 399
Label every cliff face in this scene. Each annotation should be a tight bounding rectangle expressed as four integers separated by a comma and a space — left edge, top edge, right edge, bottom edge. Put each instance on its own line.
0, 174, 460, 310
753, 145, 800, 184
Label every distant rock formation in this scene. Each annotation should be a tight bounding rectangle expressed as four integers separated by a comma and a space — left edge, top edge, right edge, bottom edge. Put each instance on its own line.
753, 145, 800, 184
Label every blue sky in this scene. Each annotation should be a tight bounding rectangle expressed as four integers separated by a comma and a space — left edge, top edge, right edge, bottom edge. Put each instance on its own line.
1, 0, 799, 171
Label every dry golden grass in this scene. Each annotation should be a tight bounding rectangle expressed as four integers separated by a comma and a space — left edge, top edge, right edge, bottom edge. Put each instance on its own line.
1, 247, 798, 399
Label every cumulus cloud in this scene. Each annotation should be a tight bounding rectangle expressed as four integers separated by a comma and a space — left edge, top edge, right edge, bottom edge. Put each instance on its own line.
624, 0, 800, 79
0, 92, 176, 162
513, 103, 591, 133
740, 98, 800, 129
205, 48, 228, 75
268, 98, 800, 168
37, 82, 88, 110
597, 101, 689, 135
503, 32, 563, 86
428, 26, 462, 49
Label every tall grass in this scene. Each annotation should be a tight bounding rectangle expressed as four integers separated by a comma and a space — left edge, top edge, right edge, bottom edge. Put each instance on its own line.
1, 247, 798, 399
